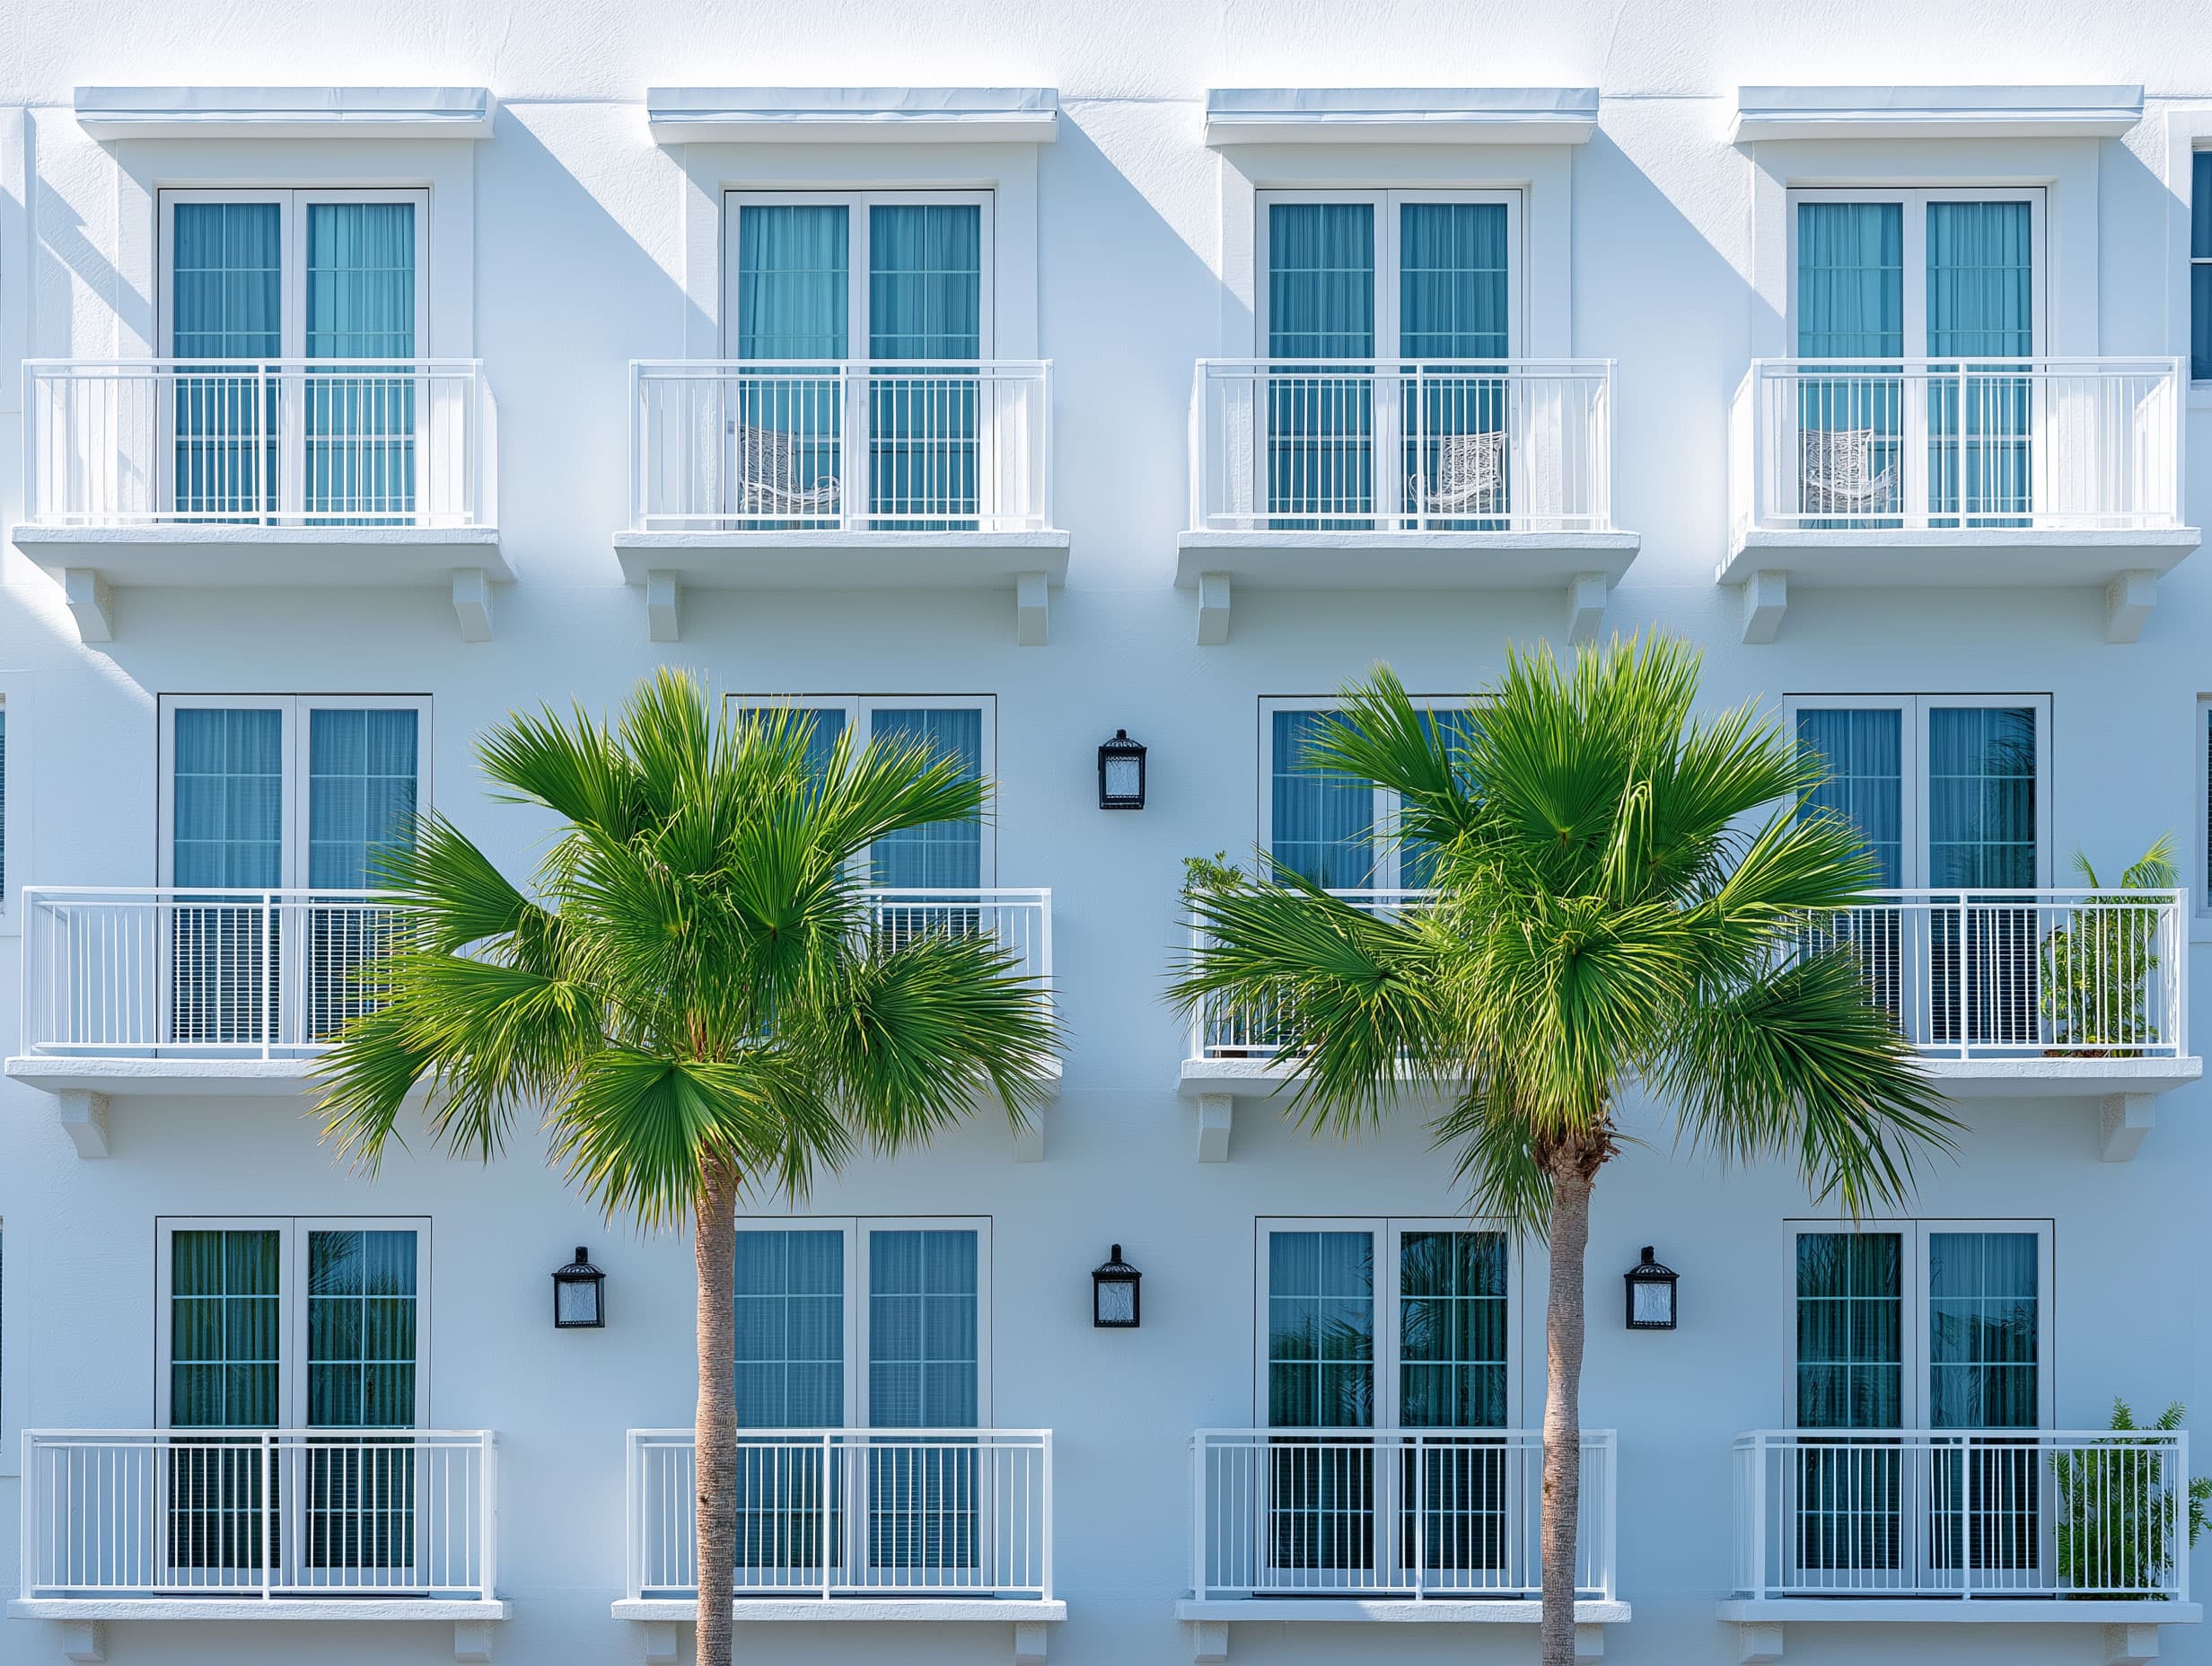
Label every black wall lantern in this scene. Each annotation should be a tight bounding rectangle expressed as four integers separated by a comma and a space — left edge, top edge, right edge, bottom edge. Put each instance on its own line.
1624, 1247, 1678, 1331
1092, 1244, 1142, 1328
553, 1246, 607, 1328
1097, 730, 1147, 810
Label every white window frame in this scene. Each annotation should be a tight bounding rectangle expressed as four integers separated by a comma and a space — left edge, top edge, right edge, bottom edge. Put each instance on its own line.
1259, 696, 1474, 890
723, 190, 996, 361
1784, 187, 2049, 357
1252, 1215, 1522, 1431
727, 694, 996, 883
1780, 1218, 2054, 1433
157, 694, 434, 890
1255, 188, 1524, 359
1780, 693, 2053, 890
158, 189, 432, 362
733, 1215, 993, 1429
154, 1214, 433, 1429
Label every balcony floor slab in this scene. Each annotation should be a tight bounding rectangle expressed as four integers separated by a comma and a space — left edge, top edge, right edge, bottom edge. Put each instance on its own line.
1176, 530, 1639, 590
611, 1599, 1068, 1623
613, 530, 1069, 589
1920, 1056, 2201, 1097
1717, 1599, 2201, 1625
1716, 526, 2200, 588
6, 1057, 325, 1097
14, 524, 512, 586
1175, 1599, 1631, 1624
9, 1600, 511, 1622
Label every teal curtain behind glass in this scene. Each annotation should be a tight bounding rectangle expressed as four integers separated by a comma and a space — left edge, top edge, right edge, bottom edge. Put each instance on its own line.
1927, 706, 2036, 888
2194, 153, 2212, 380
171, 1229, 283, 1427
1268, 204, 1374, 523
1271, 709, 1374, 887
1268, 1230, 1374, 1428
869, 708, 982, 887
1796, 204, 1903, 358
868, 205, 980, 527
1399, 203, 1508, 359
734, 1230, 846, 1427
172, 202, 282, 518
1795, 1232, 1903, 1429
305, 203, 417, 521
306, 1229, 417, 1429
1796, 709, 1904, 886
866, 1229, 978, 1428
1399, 708, 1480, 890
308, 709, 417, 889
1927, 202, 2032, 523
174, 709, 284, 889
1928, 1232, 2038, 1429
738, 206, 850, 360
1399, 1232, 1507, 1428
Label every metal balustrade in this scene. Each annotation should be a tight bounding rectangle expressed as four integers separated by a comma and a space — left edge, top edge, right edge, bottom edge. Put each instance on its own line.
630, 360, 1052, 533
1189, 359, 1616, 535
1730, 357, 2183, 539
19, 887, 1052, 1064
1734, 1428, 2191, 1601
21, 1430, 496, 1600
23, 359, 488, 529
1190, 1428, 1616, 1601
625, 1429, 1053, 1600
1187, 887, 2186, 1065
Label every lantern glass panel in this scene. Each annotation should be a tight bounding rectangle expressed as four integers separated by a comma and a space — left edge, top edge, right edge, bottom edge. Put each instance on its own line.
1630, 1279, 1673, 1328
1095, 1276, 1137, 1327
556, 1277, 600, 1327
1102, 755, 1143, 802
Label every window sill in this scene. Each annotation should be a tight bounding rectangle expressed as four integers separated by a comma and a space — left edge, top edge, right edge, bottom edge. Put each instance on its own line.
612, 1598, 1067, 1624
9, 1599, 510, 1622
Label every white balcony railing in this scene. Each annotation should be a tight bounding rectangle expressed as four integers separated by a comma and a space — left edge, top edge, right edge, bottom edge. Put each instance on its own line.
1734, 1428, 2192, 1602
1730, 357, 2183, 539
1187, 887, 2186, 1065
20, 1429, 497, 1601
20, 886, 1051, 1064
1189, 359, 1616, 535
630, 360, 1052, 534
625, 1429, 1054, 1600
23, 358, 489, 530
1191, 1428, 1616, 1601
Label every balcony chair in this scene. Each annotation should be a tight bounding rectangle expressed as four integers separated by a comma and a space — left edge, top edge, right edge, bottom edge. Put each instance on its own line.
1410, 428, 1507, 517
733, 422, 841, 518
1799, 426, 1899, 519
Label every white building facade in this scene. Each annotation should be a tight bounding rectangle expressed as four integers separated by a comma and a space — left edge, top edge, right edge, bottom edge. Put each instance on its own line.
3, 10, 2212, 1666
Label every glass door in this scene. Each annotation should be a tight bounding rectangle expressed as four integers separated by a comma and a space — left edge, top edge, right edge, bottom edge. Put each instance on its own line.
1393, 1228, 1511, 1588
168, 706, 287, 1049
1263, 1226, 1377, 1583
299, 1228, 423, 1586
733, 1228, 849, 1581
864, 1226, 981, 1577
165, 1228, 285, 1583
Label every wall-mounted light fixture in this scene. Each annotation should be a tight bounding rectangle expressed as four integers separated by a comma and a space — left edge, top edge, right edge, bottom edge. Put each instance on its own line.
1092, 1244, 1142, 1328
552, 1246, 607, 1328
1097, 730, 1147, 810
1624, 1246, 1678, 1331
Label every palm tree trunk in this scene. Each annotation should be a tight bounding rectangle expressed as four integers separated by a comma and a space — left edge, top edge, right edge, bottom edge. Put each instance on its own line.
1540, 1154, 1595, 1666
695, 1161, 739, 1666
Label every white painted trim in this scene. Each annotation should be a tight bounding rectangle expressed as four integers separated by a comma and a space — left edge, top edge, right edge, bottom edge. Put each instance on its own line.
649, 88, 1057, 145
75, 87, 493, 141
610, 1598, 1067, 1622
1715, 1597, 2199, 1623
9, 1598, 511, 1621
1733, 86, 2142, 143
1206, 88, 1599, 147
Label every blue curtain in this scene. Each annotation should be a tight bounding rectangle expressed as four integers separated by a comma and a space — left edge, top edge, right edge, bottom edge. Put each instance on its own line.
306, 1229, 418, 1430
1927, 202, 2032, 524
1398, 1232, 1507, 1429
173, 709, 284, 889
739, 206, 850, 360
305, 203, 417, 522
1927, 706, 2036, 889
1795, 1232, 1903, 1431
1400, 203, 1509, 528
868, 206, 980, 529
1267, 1230, 1374, 1429
1399, 708, 1480, 889
869, 708, 981, 888
1796, 204, 1903, 359
1268, 204, 1374, 525
1271, 710, 1374, 887
1796, 709, 1903, 886
173, 202, 282, 518
735, 1230, 846, 1428
170, 1229, 283, 1428
308, 709, 417, 889
1927, 1232, 2038, 1430
2194, 154, 2212, 381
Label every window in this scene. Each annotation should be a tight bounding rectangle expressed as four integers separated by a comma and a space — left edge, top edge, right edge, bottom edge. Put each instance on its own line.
1258, 190, 1522, 529
730, 696, 993, 886
2193, 153, 2212, 381
1790, 189, 2044, 527
1261, 697, 1477, 888
162, 190, 428, 523
1787, 696, 2048, 890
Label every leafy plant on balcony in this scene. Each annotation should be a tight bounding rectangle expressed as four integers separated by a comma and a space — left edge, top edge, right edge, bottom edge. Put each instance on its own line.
2038, 837, 2177, 1057
2053, 1399, 2208, 1597
312, 671, 1059, 1666
1170, 636, 1954, 1666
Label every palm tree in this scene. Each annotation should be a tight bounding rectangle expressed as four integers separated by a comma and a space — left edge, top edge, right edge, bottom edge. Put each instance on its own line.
315, 669, 1059, 1666
1171, 636, 1954, 1666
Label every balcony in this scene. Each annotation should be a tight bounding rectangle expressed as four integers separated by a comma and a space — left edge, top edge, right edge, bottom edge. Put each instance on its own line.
6, 886, 1054, 1153
611, 1429, 1064, 1662
14, 359, 504, 641
1175, 1428, 1627, 1660
1723, 357, 2199, 643
1720, 1428, 2202, 1663
1178, 889, 2197, 1160
8, 1429, 505, 1661
1177, 359, 1637, 644
617, 360, 1068, 643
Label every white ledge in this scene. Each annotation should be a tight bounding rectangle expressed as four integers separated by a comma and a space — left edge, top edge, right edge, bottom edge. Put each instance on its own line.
1717, 526, 2200, 589
647, 87, 1058, 144
612, 1599, 1067, 1623
8, 1055, 327, 1098
1716, 1598, 2199, 1625
14, 524, 512, 587
1206, 87, 1599, 145
75, 85, 494, 140
9, 1599, 510, 1621
1732, 84, 2143, 142
1175, 1599, 1630, 1624
1918, 1056, 2201, 1098
614, 530, 1067, 590
1176, 530, 1638, 590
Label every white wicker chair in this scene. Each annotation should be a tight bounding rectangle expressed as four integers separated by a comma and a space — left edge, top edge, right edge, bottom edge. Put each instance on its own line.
733, 422, 840, 517
1799, 427, 1898, 518
1410, 429, 1507, 516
